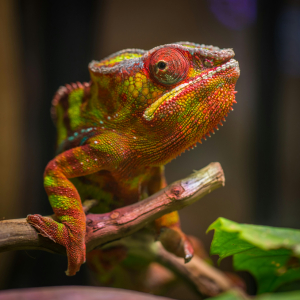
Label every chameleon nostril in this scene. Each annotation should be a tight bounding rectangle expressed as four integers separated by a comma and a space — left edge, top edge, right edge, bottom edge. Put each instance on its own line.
203, 59, 214, 68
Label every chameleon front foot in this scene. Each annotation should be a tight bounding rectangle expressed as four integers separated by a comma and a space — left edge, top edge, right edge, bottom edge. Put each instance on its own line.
158, 226, 194, 263
27, 214, 86, 276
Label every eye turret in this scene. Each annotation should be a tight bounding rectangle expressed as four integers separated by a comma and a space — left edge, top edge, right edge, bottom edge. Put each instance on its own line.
150, 48, 189, 85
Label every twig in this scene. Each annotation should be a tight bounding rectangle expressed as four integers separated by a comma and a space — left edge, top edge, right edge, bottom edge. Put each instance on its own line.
106, 233, 248, 299
156, 244, 248, 298
0, 162, 224, 254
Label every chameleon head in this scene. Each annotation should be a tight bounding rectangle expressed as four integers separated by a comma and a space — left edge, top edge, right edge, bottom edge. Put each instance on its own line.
142, 42, 240, 143
89, 42, 240, 157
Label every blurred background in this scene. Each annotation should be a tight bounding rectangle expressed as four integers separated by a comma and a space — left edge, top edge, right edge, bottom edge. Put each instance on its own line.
0, 0, 299, 298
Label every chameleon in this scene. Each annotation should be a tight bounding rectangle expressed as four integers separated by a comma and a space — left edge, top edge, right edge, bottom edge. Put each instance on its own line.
27, 42, 240, 276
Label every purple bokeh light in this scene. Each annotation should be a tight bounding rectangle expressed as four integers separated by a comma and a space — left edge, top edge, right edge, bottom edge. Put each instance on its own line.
209, 0, 257, 30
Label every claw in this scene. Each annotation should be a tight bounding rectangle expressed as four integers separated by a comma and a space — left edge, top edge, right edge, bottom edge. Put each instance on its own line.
185, 254, 193, 263
158, 226, 194, 262
183, 236, 194, 263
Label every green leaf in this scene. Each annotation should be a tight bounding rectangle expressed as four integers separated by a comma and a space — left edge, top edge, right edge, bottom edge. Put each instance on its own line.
209, 290, 300, 300
208, 290, 243, 300
257, 290, 300, 300
207, 218, 300, 293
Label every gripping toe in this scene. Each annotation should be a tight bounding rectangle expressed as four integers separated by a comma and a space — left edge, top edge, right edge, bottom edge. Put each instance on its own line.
26, 214, 86, 276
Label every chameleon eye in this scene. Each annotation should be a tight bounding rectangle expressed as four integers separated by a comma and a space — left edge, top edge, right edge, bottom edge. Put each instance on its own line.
157, 61, 167, 70
150, 48, 189, 85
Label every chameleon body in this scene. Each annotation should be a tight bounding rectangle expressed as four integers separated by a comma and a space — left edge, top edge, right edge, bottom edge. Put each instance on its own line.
27, 42, 240, 276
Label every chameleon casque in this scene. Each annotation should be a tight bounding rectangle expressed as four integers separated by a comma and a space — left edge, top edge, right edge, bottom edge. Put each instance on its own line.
27, 42, 240, 276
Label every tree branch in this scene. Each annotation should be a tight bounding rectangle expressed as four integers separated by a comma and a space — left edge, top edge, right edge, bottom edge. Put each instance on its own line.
156, 244, 248, 298
0, 162, 245, 299
0, 162, 224, 255
105, 233, 247, 299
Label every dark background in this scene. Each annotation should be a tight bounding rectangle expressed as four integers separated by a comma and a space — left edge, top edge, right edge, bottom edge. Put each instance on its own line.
0, 0, 299, 298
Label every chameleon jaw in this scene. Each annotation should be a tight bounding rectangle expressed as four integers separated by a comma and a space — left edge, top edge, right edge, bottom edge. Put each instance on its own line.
143, 59, 240, 121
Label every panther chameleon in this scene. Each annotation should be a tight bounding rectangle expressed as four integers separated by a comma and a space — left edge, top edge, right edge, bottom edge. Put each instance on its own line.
27, 42, 240, 276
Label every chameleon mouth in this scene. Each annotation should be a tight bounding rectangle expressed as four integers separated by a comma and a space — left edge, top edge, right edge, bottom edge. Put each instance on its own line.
143, 59, 240, 121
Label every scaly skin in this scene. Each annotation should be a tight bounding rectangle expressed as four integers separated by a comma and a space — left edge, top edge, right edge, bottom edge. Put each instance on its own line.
27, 42, 240, 276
